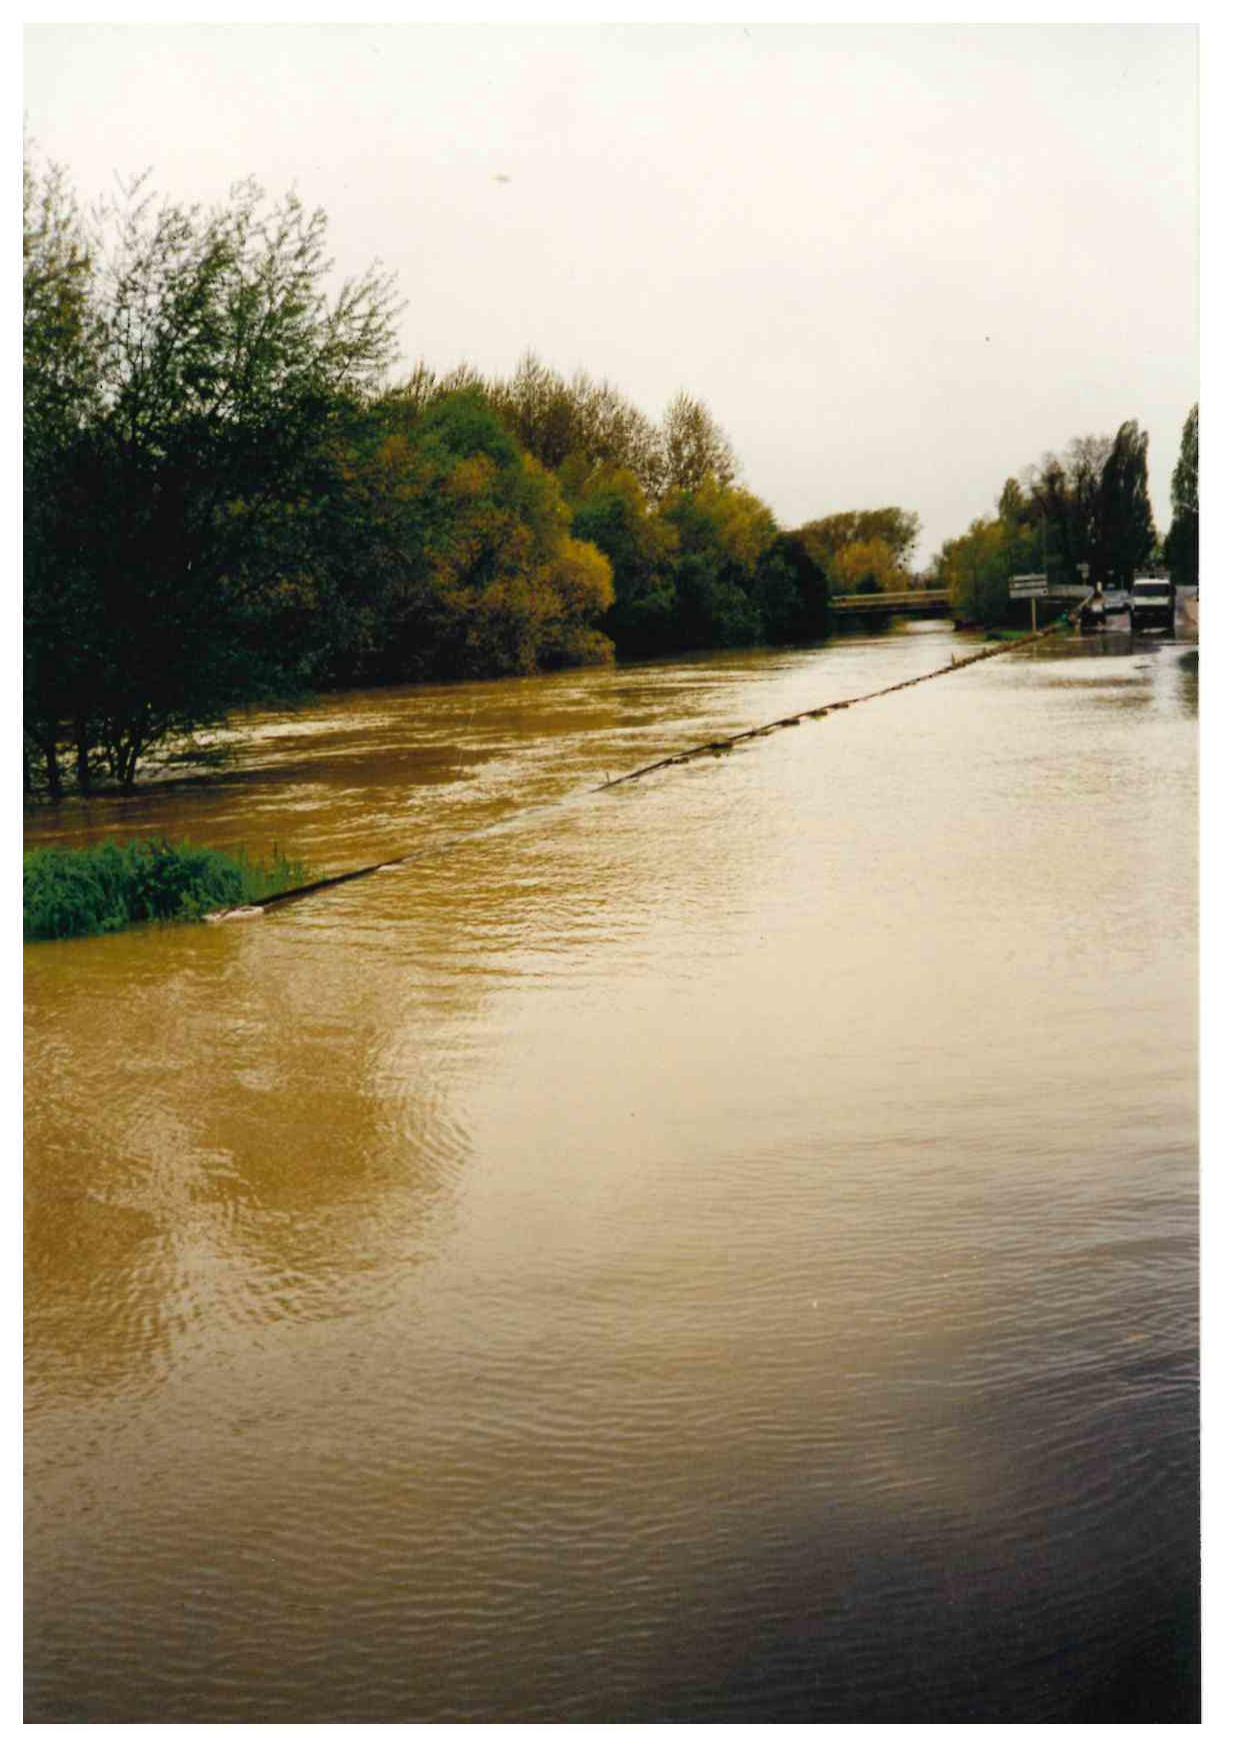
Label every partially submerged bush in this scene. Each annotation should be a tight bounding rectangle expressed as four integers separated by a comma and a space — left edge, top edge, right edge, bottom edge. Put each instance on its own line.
23, 839, 308, 942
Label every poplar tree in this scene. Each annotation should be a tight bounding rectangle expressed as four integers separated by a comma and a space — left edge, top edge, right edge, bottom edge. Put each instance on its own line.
1097, 419, 1157, 588
1164, 404, 1198, 588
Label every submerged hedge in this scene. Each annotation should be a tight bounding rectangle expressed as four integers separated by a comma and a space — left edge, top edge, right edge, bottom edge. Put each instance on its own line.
23, 839, 308, 942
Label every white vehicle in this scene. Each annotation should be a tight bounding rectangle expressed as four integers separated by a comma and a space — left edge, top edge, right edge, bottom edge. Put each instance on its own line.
1102, 584, 1130, 619
1130, 577, 1176, 633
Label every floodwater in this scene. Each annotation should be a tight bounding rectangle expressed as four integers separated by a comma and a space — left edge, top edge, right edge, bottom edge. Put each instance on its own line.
24, 621, 1198, 1722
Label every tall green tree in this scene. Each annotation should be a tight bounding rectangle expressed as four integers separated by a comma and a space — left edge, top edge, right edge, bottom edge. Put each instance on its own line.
23, 154, 98, 454
658, 392, 738, 495
752, 532, 832, 643
569, 466, 679, 657
23, 152, 102, 796
320, 389, 614, 682
1164, 403, 1199, 588
1026, 436, 1111, 586
1096, 419, 1157, 588
1027, 425, 1154, 589
798, 507, 921, 574
660, 480, 775, 649
935, 515, 1040, 626
938, 419, 1158, 624
793, 507, 921, 611
24, 169, 402, 790
933, 476, 1041, 626
479, 353, 664, 498
401, 391, 614, 676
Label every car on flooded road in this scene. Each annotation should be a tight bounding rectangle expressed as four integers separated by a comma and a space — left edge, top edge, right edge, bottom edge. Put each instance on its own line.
1130, 577, 1177, 633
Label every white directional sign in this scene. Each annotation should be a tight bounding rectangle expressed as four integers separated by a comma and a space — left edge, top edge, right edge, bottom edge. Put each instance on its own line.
1009, 574, 1049, 599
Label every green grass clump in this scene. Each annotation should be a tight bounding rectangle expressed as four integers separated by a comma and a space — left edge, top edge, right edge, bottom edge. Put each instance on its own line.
23, 839, 309, 942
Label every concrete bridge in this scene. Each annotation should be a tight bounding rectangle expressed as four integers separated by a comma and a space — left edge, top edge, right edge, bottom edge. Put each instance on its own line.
832, 589, 952, 616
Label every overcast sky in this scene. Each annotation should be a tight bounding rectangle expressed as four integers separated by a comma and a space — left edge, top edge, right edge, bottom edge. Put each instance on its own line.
23, 22, 1198, 563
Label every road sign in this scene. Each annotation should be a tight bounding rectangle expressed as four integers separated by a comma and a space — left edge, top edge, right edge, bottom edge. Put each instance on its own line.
1009, 574, 1049, 599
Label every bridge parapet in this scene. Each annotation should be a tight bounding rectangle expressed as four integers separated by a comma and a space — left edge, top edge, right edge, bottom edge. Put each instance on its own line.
832, 590, 952, 613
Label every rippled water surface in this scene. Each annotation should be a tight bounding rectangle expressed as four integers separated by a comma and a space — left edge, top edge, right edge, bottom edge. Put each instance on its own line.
25, 623, 1198, 1722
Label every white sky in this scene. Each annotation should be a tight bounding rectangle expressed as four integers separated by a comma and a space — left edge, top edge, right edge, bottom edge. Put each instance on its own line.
23, 21, 1198, 563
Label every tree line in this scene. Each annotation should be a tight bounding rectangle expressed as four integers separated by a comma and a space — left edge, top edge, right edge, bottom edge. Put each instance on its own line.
39, 158, 1202, 797
25, 158, 928, 796
932, 408, 1199, 627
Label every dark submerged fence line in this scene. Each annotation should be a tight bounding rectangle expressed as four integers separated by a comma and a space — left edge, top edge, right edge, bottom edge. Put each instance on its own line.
212, 615, 1077, 921
592, 614, 1073, 790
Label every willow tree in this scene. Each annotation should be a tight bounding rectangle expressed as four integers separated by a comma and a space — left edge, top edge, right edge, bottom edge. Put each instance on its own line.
318, 389, 615, 683
660, 479, 777, 649
798, 508, 921, 572
24, 166, 401, 791
658, 391, 738, 495
23, 153, 101, 796
569, 465, 679, 657
486, 353, 664, 497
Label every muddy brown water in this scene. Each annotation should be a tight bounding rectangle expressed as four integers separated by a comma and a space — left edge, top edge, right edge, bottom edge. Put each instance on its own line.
25, 622, 1198, 1722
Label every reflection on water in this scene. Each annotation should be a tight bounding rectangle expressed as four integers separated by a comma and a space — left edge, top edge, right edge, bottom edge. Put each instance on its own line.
25, 623, 1197, 1721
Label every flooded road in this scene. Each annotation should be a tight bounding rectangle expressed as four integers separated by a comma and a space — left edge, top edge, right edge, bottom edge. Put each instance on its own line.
24, 622, 1198, 1722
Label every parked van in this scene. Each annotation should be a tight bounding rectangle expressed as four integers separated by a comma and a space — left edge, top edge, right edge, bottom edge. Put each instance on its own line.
1130, 577, 1176, 633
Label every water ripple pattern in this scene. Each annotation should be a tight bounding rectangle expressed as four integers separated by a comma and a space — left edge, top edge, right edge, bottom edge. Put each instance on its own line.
25, 624, 1198, 1721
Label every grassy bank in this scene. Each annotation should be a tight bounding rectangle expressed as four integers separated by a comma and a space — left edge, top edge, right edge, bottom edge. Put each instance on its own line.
23, 839, 308, 942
